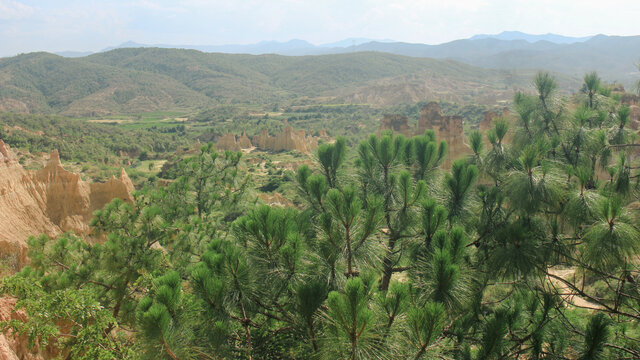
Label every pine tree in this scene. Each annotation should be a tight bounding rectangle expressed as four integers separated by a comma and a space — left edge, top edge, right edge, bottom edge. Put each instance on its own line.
444, 159, 478, 224
7, 71, 640, 360
582, 72, 601, 109
324, 277, 380, 360
137, 271, 194, 360
406, 301, 446, 360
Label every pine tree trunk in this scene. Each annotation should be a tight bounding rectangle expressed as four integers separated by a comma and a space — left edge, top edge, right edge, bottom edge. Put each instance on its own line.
379, 164, 396, 291
346, 227, 354, 278
239, 299, 253, 360
162, 336, 181, 360
379, 235, 397, 291
307, 317, 318, 352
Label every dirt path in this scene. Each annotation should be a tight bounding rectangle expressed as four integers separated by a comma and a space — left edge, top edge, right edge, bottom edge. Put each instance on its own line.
547, 268, 603, 309
87, 119, 132, 124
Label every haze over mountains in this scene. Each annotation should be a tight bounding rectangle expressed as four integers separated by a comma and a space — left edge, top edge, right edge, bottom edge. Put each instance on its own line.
56, 31, 594, 57
48, 31, 640, 86
1, 49, 558, 115
0, 31, 637, 116
469, 31, 593, 43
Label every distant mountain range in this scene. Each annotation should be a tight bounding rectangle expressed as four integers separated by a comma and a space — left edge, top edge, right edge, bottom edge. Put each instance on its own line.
1, 31, 637, 116
51, 32, 640, 86
346, 35, 640, 84
96, 38, 396, 56
1, 48, 577, 115
469, 31, 592, 44
59, 31, 595, 57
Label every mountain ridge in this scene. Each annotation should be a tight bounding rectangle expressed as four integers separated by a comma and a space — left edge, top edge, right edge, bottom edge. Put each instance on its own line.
469, 31, 593, 43
0, 48, 580, 115
46, 34, 640, 86
55, 31, 596, 57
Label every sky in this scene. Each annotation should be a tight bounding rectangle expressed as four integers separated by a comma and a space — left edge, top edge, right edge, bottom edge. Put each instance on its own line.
1, 0, 640, 57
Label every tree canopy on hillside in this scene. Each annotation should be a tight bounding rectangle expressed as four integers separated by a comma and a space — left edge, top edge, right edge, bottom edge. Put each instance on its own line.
2, 71, 640, 359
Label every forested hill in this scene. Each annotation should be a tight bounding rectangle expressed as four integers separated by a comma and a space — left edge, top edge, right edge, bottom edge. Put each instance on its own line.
0, 48, 579, 116
347, 35, 640, 83
0, 52, 208, 115
75, 34, 640, 86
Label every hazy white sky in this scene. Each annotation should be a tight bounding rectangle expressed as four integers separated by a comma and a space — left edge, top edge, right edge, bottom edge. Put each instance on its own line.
1, 0, 639, 56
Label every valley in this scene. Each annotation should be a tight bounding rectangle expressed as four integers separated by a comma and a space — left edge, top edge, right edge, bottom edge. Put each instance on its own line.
0, 28, 640, 360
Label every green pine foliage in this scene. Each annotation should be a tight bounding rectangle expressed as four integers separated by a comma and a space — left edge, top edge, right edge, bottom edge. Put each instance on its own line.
3, 71, 640, 359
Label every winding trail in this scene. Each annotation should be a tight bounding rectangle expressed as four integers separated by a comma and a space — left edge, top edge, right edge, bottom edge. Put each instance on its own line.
547, 268, 603, 309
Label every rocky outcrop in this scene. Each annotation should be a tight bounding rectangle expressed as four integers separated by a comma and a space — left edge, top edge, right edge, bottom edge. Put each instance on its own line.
417, 102, 463, 135
32, 149, 91, 234
237, 132, 253, 148
479, 108, 512, 146
611, 86, 638, 108
0, 296, 45, 360
379, 114, 413, 137
214, 134, 242, 151
479, 109, 508, 134
377, 102, 471, 167
0, 141, 58, 269
0, 140, 134, 269
32, 150, 134, 235
217, 122, 324, 154
619, 93, 638, 106
417, 102, 469, 167
377, 104, 523, 166
263, 126, 318, 153
318, 130, 330, 141
251, 129, 270, 150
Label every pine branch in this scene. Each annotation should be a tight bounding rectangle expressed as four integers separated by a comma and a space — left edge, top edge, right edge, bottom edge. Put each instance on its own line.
545, 268, 640, 321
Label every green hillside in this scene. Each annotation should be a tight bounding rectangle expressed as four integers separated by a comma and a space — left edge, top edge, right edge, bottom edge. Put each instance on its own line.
0, 52, 209, 116
86, 49, 579, 100
86, 48, 282, 103
0, 48, 581, 116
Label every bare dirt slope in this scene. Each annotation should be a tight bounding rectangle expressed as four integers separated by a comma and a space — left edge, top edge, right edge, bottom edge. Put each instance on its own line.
0, 140, 134, 270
